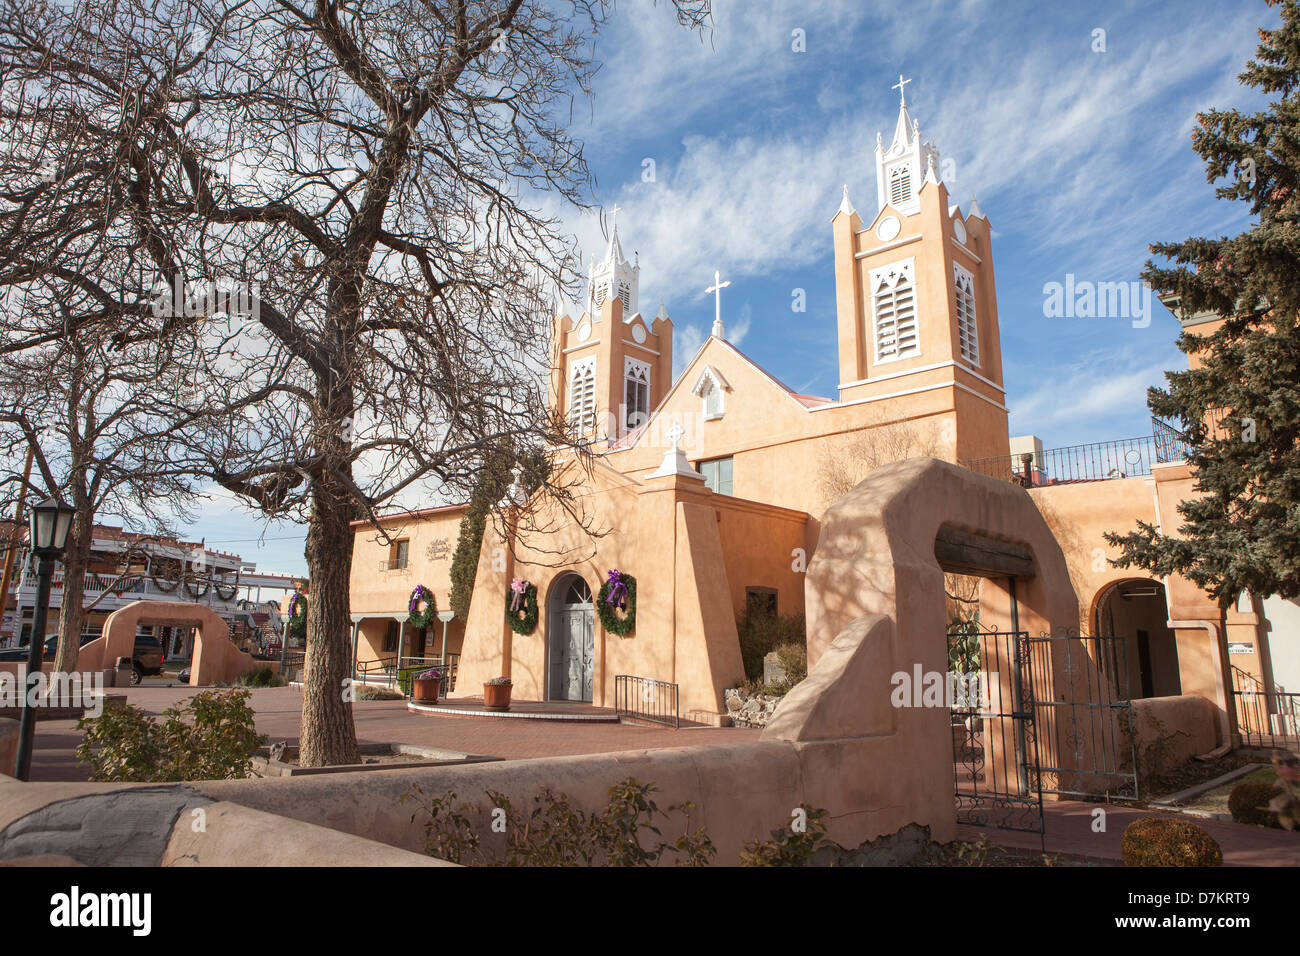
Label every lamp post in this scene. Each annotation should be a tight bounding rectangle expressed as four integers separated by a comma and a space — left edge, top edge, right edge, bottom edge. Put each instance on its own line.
14, 495, 74, 780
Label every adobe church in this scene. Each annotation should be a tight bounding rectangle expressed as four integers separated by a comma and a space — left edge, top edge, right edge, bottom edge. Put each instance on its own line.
348, 85, 1298, 742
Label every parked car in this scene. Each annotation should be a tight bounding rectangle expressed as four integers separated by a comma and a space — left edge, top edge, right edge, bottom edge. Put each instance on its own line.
0, 632, 97, 663
130, 635, 165, 685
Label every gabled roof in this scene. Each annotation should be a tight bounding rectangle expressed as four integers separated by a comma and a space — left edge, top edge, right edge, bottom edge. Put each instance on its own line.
604, 335, 834, 455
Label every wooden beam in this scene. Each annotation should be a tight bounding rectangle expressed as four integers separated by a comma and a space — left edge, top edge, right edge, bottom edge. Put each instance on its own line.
934, 526, 1035, 578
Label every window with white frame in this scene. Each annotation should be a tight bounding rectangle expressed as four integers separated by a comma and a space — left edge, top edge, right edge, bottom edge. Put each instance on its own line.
953, 263, 979, 366
871, 259, 919, 362
698, 457, 733, 495
888, 164, 912, 207
567, 357, 596, 435
624, 357, 650, 431
617, 281, 631, 311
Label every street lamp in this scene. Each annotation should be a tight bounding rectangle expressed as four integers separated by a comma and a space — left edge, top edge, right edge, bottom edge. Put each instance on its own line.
14, 495, 74, 780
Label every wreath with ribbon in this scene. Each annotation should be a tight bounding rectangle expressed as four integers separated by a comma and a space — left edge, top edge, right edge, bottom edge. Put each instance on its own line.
597, 569, 636, 636
505, 578, 539, 635
408, 584, 437, 629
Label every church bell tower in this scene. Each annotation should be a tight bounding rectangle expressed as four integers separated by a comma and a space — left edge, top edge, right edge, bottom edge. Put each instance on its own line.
830, 77, 1009, 463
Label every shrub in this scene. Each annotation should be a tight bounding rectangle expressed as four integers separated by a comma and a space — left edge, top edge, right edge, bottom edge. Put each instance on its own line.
1229, 778, 1282, 828
1120, 817, 1223, 867
404, 778, 714, 866
354, 684, 404, 701
76, 689, 267, 782
737, 605, 805, 682
740, 806, 833, 866
236, 666, 284, 688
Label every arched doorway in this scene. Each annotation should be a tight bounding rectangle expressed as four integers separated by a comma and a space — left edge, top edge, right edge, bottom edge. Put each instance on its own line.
1094, 579, 1181, 699
547, 574, 594, 702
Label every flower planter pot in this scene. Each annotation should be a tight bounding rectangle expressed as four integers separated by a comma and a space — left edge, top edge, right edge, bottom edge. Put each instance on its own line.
412, 678, 441, 703
483, 683, 512, 711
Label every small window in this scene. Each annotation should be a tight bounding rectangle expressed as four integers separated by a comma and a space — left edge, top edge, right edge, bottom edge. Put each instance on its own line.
745, 587, 778, 617
698, 457, 733, 496
390, 539, 410, 570
383, 621, 399, 653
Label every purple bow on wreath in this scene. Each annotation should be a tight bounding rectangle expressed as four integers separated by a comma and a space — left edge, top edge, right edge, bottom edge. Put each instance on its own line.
510, 578, 528, 612
606, 570, 628, 611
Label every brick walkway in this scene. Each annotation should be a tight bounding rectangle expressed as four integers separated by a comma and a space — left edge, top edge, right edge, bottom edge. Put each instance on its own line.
960, 798, 1300, 866
29, 684, 757, 782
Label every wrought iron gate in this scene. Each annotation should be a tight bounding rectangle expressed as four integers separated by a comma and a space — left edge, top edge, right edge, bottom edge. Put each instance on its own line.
949, 627, 1044, 834
1024, 631, 1139, 800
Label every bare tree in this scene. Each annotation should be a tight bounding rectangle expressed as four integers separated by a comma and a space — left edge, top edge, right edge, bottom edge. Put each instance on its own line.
1, 0, 711, 765
0, 2, 212, 671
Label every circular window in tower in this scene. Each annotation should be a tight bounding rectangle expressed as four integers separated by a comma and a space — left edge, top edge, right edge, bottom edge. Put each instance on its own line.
953, 218, 968, 245
876, 215, 901, 242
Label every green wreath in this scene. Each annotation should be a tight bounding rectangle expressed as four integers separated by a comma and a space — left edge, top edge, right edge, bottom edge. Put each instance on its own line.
505, 582, 539, 635
597, 571, 636, 636
408, 584, 437, 629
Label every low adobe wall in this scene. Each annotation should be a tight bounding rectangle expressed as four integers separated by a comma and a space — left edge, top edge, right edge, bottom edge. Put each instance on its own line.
1131, 694, 1220, 782
0, 612, 958, 865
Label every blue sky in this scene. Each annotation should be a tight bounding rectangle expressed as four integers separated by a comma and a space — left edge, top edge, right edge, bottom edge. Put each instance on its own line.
188, 0, 1272, 577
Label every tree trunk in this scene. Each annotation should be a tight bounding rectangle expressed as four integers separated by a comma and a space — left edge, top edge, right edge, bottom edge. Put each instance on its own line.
297, 473, 360, 767
52, 513, 91, 674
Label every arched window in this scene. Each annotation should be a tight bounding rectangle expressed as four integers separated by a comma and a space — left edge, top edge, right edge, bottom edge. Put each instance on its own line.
871, 259, 918, 362
954, 264, 979, 366
889, 164, 912, 207
624, 358, 651, 431
568, 357, 596, 434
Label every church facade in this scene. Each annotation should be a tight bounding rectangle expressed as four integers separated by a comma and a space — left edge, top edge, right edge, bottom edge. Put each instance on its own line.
347, 90, 1298, 744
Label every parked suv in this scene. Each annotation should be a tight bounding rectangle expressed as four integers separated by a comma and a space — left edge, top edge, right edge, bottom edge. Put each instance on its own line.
129, 635, 165, 685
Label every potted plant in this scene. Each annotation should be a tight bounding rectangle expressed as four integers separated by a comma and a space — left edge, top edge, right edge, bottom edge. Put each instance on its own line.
412, 666, 445, 703
483, 675, 512, 711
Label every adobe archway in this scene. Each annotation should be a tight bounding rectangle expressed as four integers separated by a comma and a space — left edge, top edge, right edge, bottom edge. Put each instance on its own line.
779, 458, 1081, 842
78, 600, 260, 686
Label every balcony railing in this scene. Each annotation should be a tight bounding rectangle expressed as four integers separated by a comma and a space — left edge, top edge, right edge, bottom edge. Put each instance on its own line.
960, 435, 1160, 488
10, 570, 245, 609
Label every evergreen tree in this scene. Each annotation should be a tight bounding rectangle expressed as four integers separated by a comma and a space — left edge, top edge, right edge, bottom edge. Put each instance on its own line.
1105, 0, 1300, 605
448, 446, 549, 619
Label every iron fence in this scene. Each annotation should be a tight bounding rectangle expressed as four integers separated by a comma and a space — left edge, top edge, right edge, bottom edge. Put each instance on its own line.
614, 675, 679, 729
1232, 666, 1300, 748
960, 435, 1159, 488
1024, 631, 1138, 800
1151, 417, 1192, 464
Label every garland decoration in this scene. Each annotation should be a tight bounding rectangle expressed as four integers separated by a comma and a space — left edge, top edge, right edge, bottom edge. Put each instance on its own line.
150, 574, 179, 594
408, 584, 438, 629
597, 569, 636, 636
505, 578, 539, 635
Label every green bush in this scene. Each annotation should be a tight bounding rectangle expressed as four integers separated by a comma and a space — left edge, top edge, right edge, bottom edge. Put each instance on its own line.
1229, 779, 1282, 828
1121, 817, 1223, 867
236, 666, 284, 688
404, 778, 715, 866
740, 806, 833, 866
76, 689, 267, 782
354, 684, 404, 701
737, 604, 806, 682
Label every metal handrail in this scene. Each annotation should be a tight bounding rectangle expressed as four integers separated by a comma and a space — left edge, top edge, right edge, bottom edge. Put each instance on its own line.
614, 675, 679, 729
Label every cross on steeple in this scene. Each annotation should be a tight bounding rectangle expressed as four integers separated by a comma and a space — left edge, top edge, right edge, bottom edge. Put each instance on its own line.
705, 269, 731, 338
892, 73, 912, 108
